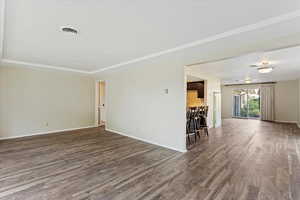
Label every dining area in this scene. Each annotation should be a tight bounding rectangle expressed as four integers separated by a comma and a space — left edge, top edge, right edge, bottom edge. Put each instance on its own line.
186, 105, 209, 148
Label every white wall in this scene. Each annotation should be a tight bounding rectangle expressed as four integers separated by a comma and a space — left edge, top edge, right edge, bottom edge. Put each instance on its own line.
221, 80, 299, 123
0, 0, 4, 58
0, 66, 95, 139
93, 59, 221, 153
94, 56, 186, 152
298, 79, 300, 126
206, 76, 222, 128
91, 27, 300, 152
221, 85, 234, 119
274, 80, 298, 122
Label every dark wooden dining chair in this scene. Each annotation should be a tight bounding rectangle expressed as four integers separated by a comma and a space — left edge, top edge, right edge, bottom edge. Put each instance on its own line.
198, 106, 209, 136
186, 109, 192, 145
186, 108, 199, 145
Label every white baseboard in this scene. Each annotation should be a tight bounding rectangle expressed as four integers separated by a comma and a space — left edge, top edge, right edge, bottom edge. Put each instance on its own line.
0, 125, 98, 141
106, 128, 187, 153
274, 120, 298, 124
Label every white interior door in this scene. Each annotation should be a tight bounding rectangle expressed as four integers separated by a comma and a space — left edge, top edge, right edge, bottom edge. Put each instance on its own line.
213, 92, 221, 128
99, 81, 106, 125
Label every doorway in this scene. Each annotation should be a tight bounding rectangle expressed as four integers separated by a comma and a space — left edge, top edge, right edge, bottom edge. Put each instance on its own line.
232, 88, 260, 119
96, 81, 106, 126
185, 75, 209, 149
213, 92, 221, 128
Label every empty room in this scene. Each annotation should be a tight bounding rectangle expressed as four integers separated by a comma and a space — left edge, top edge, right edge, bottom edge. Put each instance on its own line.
1, 0, 300, 199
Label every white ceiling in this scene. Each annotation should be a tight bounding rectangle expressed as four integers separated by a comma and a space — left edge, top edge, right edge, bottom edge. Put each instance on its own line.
189, 45, 300, 84
0, 0, 300, 73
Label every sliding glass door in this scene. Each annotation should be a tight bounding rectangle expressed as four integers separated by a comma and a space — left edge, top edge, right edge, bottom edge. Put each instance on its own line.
232, 88, 260, 119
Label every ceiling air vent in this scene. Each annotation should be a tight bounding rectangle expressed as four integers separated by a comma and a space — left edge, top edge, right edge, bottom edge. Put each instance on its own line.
61, 27, 78, 34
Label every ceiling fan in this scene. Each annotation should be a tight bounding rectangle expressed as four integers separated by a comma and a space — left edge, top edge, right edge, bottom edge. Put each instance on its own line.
250, 61, 274, 74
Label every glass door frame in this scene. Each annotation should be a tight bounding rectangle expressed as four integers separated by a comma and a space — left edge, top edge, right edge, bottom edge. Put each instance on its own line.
232, 88, 261, 119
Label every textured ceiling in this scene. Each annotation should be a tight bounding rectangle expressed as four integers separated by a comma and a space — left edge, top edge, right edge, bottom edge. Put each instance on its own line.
189, 44, 300, 84
0, 0, 300, 73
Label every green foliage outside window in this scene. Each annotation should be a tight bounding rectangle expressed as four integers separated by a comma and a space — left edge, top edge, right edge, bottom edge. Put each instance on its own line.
239, 97, 260, 118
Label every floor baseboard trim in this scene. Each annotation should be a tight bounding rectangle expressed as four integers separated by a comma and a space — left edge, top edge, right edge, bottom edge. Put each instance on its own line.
0, 125, 98, 141
106, 128, 187, 153
274, 120, 298, 124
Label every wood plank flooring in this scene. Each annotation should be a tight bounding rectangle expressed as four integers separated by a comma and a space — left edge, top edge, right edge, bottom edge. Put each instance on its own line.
1, 119, 300, 200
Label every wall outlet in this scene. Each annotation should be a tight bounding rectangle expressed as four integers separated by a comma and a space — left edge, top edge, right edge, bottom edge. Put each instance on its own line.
46, 122, 49, 126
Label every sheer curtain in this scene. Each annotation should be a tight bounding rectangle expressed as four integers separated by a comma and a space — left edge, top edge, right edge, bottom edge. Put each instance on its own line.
260, 85, 275, 121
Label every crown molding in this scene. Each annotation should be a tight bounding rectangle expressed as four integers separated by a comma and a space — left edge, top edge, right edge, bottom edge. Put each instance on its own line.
92, 9, 300, 73
1, 59, 92, 74
1, 8, 300, 74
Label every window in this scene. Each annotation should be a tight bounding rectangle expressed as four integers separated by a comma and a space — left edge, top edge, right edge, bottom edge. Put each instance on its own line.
232, 88, 260, 119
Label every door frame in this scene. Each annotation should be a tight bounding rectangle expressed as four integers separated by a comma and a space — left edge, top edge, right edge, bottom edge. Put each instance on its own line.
95, 80, 107, 126
213, 91, 221, 128
231, 88, 261, 119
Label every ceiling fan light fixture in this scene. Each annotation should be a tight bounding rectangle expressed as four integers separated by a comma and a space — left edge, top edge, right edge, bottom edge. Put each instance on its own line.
258, 67, 273, 74
250, 60, 275, 74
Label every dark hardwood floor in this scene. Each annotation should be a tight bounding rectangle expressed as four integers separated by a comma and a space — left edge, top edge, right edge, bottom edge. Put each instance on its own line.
1, 119, 300, 200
